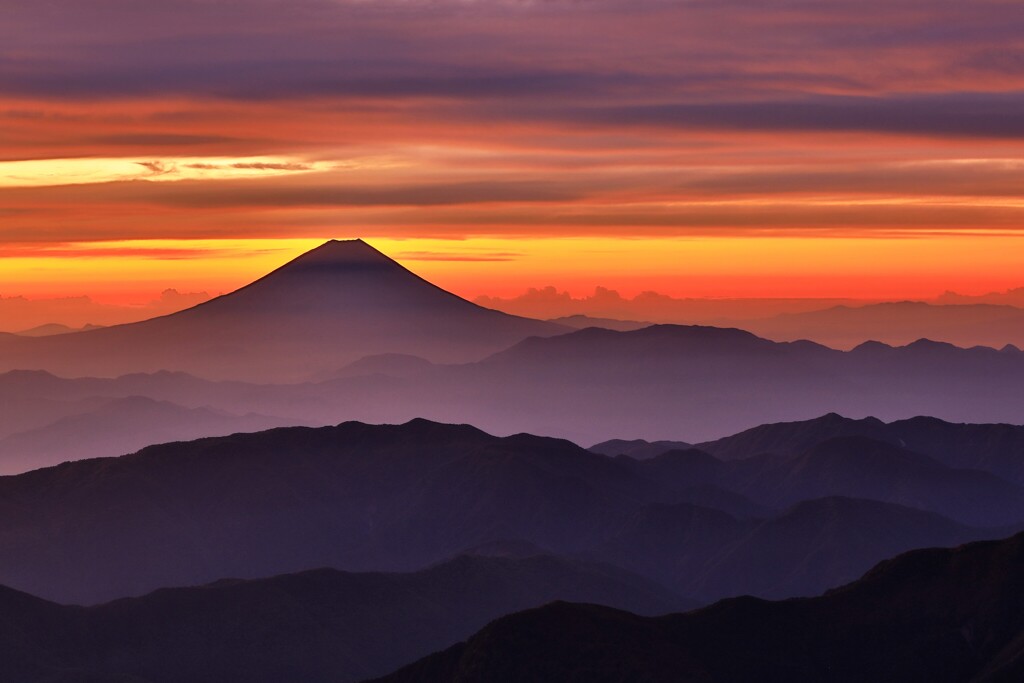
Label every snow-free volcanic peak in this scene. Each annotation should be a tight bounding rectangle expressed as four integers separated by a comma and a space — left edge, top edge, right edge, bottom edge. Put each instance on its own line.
0, 240, 567, 381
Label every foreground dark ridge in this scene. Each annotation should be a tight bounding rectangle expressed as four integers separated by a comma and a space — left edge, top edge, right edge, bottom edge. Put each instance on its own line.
0, 554, 687, 683
371, 532, 1024, 683
0, 417, 1018, 605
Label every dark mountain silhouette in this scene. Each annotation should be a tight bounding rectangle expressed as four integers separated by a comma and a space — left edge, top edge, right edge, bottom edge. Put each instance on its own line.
0, 554, 688, 683
589, 438, 692, 459
696, 412, 892, 459
590, 494, 989, 601
0, 419, 1013, 605
0, 419, 666, 603
373, 532, 1024, 683
883, 416, 1024, 485
697, 413, 1024, 485
0, 240, 566, 382
748, 437, 1024, 527
687, 496, 979, 599
623, 436, 1024, 527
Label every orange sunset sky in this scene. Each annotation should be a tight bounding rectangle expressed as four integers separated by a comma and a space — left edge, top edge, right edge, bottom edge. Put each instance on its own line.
2, 0, 1024, 312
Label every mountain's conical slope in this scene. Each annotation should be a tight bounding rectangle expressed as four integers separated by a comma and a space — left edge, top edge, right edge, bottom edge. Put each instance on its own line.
0, 240, 567, 381
183, 239, 496, 316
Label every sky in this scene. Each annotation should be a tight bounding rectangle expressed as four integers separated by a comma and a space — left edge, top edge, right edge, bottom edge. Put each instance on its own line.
3, 0, 1024, 309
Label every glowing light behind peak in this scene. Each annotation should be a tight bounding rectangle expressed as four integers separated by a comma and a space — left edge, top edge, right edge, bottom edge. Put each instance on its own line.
3, 0, 1024, 307
2, 236, 1023, 307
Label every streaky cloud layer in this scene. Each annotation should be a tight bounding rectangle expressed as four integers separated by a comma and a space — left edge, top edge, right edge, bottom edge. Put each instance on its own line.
3, 0, 1024, 297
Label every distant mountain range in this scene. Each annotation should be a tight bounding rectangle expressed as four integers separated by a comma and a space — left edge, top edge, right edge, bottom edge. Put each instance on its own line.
737, 300, 1024, 350
0, 553, 687, 683
546, 301, 1024, 350
548, 314, 652, 332
0, 418, 1016, 606
422, 324, 1024, 442
1, 242, 1024, 445
13, 322, 104, 336
0, 395, 295, 473
374, 532, 1024, 683
589, 437, 692, 460
483, 288, 1024, 349
8, 322, 1024, 447
0, 240, 565, 382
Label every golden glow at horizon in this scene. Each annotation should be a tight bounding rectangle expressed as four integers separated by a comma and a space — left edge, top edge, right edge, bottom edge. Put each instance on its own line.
3, 145, 1024, 303
3, 235, 1024, 305
6, 0, 1024, 309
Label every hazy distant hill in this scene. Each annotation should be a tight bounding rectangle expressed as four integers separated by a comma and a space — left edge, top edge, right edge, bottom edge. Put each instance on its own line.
374, 532, 1024, 683
547, 315, 653, 332
0, 240, 566, 382
7, 323, 1024, 453
589, 438, 692, 459
0, 419, 1014, 605
13, 323, 102, 337
0, 368, 281, 416
0, 554, 687, 683
399, 324, 1024, 443
0, 395, 295, 474
739, 300, 1024, 350
523, 299, 1024, 349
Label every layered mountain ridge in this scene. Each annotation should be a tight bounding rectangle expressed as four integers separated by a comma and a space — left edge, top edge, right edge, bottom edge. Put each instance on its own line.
373, 532, 1024, 682
0, 417, 1017, 606
2, 242, 1024, 445
0, 553, 686, 683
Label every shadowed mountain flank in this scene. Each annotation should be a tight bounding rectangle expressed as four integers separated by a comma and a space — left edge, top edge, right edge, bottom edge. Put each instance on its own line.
373, 532, 1024, 683
694, 413, 1024, 485
0, 554, 688, 683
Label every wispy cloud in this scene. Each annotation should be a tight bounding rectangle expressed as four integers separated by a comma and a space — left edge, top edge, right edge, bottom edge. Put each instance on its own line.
3, 0, 1024, 297
0, 156, 327, 188
395, 250, 521, 262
